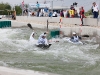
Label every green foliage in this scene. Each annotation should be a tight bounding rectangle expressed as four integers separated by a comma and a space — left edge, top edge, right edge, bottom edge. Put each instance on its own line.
0, 2, 11, 15
85, 9, 93, 16
0, 2, 22, 15
15, 5, 22, 15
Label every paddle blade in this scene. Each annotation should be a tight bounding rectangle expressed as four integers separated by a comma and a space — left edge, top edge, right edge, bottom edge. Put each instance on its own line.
27, 23, 33, 29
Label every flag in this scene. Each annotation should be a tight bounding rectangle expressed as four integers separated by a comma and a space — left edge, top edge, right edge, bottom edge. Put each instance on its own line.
22, 0, 24, 7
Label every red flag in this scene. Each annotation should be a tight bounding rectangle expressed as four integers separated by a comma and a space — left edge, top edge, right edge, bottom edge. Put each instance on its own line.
22, 0, 24, 7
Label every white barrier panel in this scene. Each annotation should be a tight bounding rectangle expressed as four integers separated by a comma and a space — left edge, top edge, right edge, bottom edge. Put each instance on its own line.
16, 16, 100, 26
62, 18, 81, 25
60, 27, 97, 36
16, 16, 48, 22
97, 21, 100, 26
48, 17, 60, 23
83, 18, 98, 26
11, 21, 27, 27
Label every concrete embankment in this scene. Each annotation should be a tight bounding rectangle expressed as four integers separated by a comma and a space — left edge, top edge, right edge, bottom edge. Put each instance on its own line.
11, 16, 100, 37
15, 16, 100, 26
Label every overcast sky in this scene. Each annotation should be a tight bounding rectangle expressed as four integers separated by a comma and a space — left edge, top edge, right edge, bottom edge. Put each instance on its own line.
1, 0, 55, 5
0, 0, 100, 11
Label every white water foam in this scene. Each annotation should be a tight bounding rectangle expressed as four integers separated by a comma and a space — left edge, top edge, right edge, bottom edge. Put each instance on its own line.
0, 28, 100, 74
0, 66, 49, 75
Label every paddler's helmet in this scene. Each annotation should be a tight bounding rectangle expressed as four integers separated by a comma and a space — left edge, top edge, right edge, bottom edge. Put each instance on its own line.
72, 32, 76, 35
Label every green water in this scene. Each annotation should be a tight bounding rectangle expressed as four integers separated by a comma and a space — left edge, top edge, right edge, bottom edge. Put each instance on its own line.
0, 27, 100, 75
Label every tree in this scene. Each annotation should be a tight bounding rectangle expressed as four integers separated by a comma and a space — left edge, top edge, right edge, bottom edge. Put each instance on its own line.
15, 5, 22, 15
0, 2, 11, 15
85, 9, 93, 16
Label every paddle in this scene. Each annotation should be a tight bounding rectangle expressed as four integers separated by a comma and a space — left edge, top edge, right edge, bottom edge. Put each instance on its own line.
27, 23, 33, 30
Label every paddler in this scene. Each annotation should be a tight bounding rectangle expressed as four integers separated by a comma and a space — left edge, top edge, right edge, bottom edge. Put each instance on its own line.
29, 32, 35, 41
38, 32, 49, 45
70, 32, 81, 42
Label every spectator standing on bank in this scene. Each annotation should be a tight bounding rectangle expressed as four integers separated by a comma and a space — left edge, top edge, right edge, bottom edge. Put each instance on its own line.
91, 6, 94, 14
52, 11, 57, 17
36, 1, 40, 17
12, 13, 15, 20
60, 9, 64, 17
44, 6, 48, 17
69, 7, 75, 18
92, 2, 99, 18
66, 10, 70, 18
49, 10, 53, 17
79, 7, 85, 26
70, 5, 74, 10
74, 10, 79, 18
36, 1, 40, 8
37, 8, 41, 17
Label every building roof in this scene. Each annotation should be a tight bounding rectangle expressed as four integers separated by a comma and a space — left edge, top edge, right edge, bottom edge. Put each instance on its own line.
49, 6, 70, 10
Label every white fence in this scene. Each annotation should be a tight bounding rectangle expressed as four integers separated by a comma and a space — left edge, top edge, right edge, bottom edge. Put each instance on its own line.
16, 16, 100, 26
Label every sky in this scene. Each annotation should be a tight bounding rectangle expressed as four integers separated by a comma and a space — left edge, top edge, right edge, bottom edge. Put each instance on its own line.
0, 0, 100, 11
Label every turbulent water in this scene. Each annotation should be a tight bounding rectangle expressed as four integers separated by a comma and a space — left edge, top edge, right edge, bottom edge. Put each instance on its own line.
0, 27, 100, 75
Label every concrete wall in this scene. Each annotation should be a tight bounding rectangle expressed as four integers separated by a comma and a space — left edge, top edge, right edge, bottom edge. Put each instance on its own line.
60, 27, 98, 36
12, 16, 100, 37
16, 16, 48, 23
83, 18, 98, 26
11, 20, 100, 37
16, 16, 100, 26
62, 18, 81, 25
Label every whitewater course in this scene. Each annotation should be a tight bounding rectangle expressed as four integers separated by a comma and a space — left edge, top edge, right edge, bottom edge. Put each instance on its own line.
0, 16, 100, 75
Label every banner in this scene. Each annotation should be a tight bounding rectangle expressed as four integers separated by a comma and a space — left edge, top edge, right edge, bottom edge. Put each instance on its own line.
29, 3, 50, 8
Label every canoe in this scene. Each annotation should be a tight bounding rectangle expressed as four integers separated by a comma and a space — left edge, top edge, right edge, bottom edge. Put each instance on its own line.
63, 37, 83, 45
35, 44, 52, 49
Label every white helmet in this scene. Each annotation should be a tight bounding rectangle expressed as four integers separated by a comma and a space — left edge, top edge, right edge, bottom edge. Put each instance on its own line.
32, 32, 35, 35
72, 32, 76, 34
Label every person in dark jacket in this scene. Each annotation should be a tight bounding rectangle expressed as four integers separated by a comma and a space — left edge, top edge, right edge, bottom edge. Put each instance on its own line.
70, 32, 81, 42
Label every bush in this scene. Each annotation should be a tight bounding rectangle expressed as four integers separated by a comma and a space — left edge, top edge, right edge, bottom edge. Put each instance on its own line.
85, 9, 93, 16
0, 2, 11, 15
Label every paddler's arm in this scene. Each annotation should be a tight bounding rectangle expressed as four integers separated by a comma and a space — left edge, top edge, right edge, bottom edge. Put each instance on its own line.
71, 36, 74, 39
78, 36, 82, 40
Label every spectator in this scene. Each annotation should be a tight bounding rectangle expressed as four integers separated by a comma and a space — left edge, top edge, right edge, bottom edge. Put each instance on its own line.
79, 7, 85, 26
70, 5, 74, 10
66, 10, 70, 18
32, 12, 34, 16
69, 7, 75, 18
63, 10, 67, 17
49, 10, 53, 17
44, 7, 48, 17
37, 8, 41, 17
25, 9, 28, 15
91, 6, 94, 14
36, 1, 40, 8
23, 10, 25, 16
12, 13, 15, 20
74, 10, 79, 18
92, 2, 99, 18
52, 11, 57, 17
60, 9, 64, 17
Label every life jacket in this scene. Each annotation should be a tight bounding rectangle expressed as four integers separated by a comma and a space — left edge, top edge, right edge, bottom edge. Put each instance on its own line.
38, 38, 45, 44
73, 36, 79, 42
